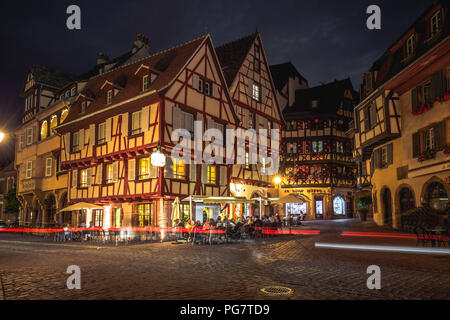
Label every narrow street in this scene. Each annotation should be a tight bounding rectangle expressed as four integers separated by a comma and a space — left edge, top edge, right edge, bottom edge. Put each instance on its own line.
0, 220, 448, 300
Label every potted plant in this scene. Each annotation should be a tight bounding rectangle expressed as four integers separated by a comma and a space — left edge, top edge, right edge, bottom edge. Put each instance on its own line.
356, 194, 372, 222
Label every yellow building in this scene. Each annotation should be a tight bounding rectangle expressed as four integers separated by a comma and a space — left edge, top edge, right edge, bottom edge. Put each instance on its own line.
354, 1, 449, 228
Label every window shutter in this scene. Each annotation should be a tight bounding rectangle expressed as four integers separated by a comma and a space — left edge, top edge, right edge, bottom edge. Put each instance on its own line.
72, 170, 78, 188
373, 150, 379, 169
89, 124, 96, 146
64, 133, 71, 152
150, 165, 159, 179
220, 166, 227, 186
87, 168, 92, 187
433, 121, 445, 149
142, 106, 150, 132
128, 159, 136, 181
411, 88, 418, 111
172, 106, 181, 130
387, 143, 393, 165
164, 157, 173, 179
431, 71, 444, 99
192, 74, 199, 90
364, 108, 370, 131
190, 164, 197, 181
370, 156, 374, 175
105, 118, 112, 142
412, 132, 421, 158
122, 113, 129, 137
79, 129, 85, 150
96, 164, 103, 185
112, 162, 119, 183
201, 164, 207, 184
248, 79, 253, 98
212, 84, 220, 98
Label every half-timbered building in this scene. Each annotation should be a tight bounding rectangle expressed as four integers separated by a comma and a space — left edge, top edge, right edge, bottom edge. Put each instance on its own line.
275, 76, 358, 220
354, 0, 449, 228
55, 34, 240, 228
216, 33, 283, 218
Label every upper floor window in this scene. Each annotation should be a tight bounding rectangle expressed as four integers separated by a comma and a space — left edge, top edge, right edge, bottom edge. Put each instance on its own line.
311, 100, 319, 108
50, 115, 58, 136
406, 34, 415, 57
142, 75, 149, 91
312, 141, 323, 153
252, 83, 261, 101
98, 122, 106, 144
65, 91, 70, 99
198, 78, 204, 93
254, 59, 261, 73
424, 127, 434, 151
430, 10, 441, 36
446, 68, 450, 92
106, 90, 113, 105
412, 121, 446, 158
71, 87, 76, 96
138, 157, 150, 180
105, 163, 114, 184
287, 142, 297, 154
416, 81, 432, 105
40, 121, 48, 140
173, 107, 194, 133
80, 102, 86, 114
206, 165, 216, 185
131, 111, 142, 135
60, 108, 69, 123
286, 120, 297, 131
173, 158, 186, 180
80, 169, 89, 188
72, 131, 80, 152
26, 127, 33, 145
245, 152, 250, 169
45, 157, 53, 177
336, 141, 344, 153
26, 161, 33, 179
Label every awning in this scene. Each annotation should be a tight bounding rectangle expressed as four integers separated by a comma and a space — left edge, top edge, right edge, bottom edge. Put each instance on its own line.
60, 202, 104, 212
182, 196, 254, 204
273, 194, 308, 204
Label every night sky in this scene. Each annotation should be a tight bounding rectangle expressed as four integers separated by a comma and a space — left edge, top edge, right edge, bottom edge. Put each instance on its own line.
0, 0, 433, 162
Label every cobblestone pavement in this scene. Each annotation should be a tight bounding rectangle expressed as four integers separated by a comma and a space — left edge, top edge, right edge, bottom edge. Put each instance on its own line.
0, 219, 449, 300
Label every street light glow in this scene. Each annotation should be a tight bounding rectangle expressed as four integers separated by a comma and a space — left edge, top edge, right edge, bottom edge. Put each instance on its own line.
0, 131, 5, 143
273, 176, 282, 185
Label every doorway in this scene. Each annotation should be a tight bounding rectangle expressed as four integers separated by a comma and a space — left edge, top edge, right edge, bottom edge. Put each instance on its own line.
382, 188, 392, 225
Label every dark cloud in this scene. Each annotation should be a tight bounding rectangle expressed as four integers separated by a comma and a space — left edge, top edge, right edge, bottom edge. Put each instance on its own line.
0, 0, 432, 133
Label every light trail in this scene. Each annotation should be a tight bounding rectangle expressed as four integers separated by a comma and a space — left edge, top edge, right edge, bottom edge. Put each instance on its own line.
315, 242, 450, 255
341, 231, 450, 241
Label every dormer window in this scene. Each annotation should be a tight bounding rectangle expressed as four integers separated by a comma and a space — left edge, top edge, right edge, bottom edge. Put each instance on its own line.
204, 82, 211, 96
312, 100, 319, 108
198, 78, 204, 93
71, 87, 76, 96
107, 90, 113, 105
65, 91, 70, 99
430, 11, 441, 36
61, 108, 69, 123
406, 34, 415, 57
80, 102, 86, 114
142, 75, 149, 91
50, 115, 58, 136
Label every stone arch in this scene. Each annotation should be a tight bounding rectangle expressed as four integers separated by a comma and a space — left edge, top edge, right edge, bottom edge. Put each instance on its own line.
44, 193, 57, 226
395, 184, 416, 214
380, 186, 393, 226
420, 176, 449, 212
58, 192, 69, 226
31, 196, 43, 227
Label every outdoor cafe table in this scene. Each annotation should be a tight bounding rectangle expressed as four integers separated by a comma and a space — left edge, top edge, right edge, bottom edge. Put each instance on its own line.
425, 226, 448, 247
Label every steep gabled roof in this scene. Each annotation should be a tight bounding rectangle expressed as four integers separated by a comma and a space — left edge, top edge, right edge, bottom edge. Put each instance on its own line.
284, 78, 356, 116
215, 33, 258, 86
27, 65, 76, 89
59, 35, 210, 126
270, 62, 308, 91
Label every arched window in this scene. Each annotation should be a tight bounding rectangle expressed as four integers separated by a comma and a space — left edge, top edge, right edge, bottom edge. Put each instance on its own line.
426, 182, 448, 212
50, 115, 58, 136
333, 195, 346, 215
40, 121, 48, 140
60, 108, 69, 123
399, 187, 415, 213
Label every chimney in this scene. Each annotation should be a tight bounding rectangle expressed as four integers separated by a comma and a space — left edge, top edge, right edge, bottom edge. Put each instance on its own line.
132, 33, 150, 54
97, 52, 109, 65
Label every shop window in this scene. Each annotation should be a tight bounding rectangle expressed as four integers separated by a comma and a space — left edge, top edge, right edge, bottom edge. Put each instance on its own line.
40, 121, 48, 140
181, 204, 190, 221
137, 203, 152, 227
112, 208, 121, 228
315, 197, 324, 215
94, 210, 103, 227
333, 196, 346, 215
285, 203, 307, 215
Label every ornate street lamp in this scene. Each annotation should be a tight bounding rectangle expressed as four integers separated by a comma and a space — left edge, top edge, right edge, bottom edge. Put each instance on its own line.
151, 144, 166, 168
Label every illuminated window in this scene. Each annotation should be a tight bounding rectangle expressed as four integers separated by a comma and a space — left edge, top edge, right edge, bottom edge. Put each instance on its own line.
287, 142, 297, 154
252, 83, 261, 101
173, 158, 185, 180
40, 121, 48, 140
336, 141, 344, 153
131, 111, 142, 135
315, 197, 324, 214
333, 196, 346, 215
207, 165, 216, 184
50, 115, 58, 136
137, 203, 152, 227
425, 127, 434, 151
181, 204, 190, 220
94, 210, 103, 227
98, 122, 106, 144
312, 141, 323, 153
138, 157, 150, 180
106, 163, 114, 184
245, 152, 250, 169
60, 108, 69, 123
113, 208, 121, 228
45, 157, 52, 177
142, 75, 149, 91
80, 169, 89, 188
107, 90, 113, 105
